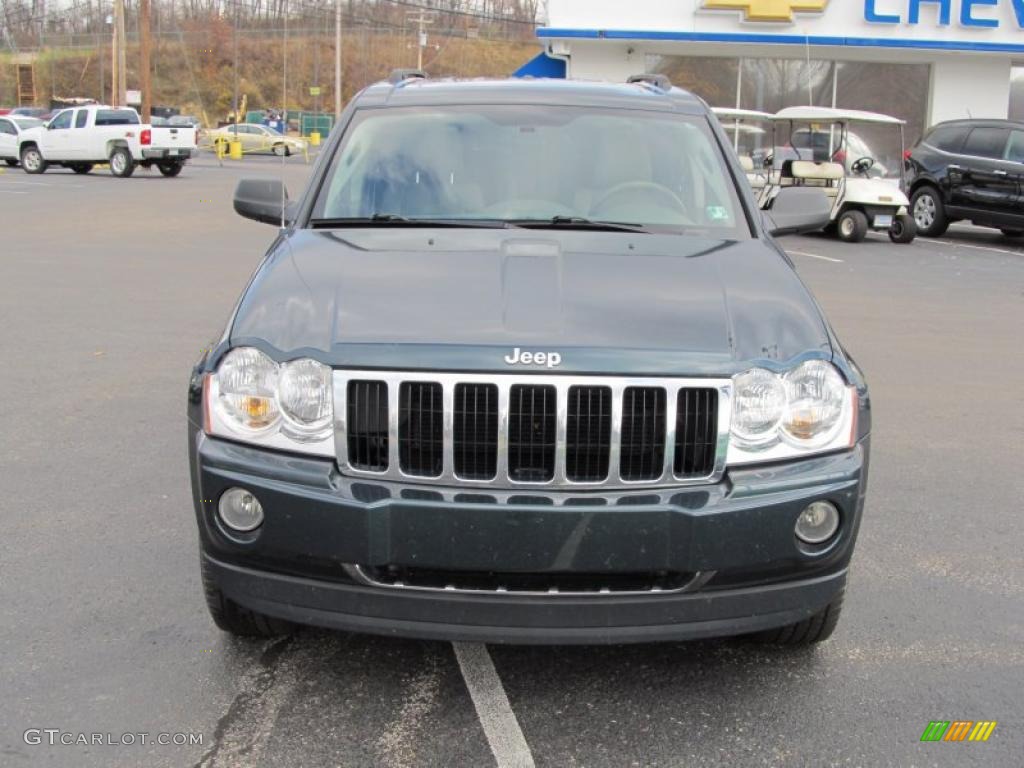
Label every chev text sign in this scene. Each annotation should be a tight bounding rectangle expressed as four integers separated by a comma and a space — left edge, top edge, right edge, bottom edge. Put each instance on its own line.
865, 0, 1024, 28
542, 0, 1024, 53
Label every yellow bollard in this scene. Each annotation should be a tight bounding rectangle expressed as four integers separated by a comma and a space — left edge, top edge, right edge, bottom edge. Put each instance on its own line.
309, 131, 320, 146
229, 140, 243, 160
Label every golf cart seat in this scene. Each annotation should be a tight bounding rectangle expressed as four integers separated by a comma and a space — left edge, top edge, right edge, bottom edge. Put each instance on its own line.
784, 160, 844, 198
737, 155, 768, 191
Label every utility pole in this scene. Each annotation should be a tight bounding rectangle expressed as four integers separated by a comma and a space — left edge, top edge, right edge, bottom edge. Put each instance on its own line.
110, 10, 117, 105
282, 0, 287, 124
139, 0, 152, 121
98, 31, 104, 102
334, 0, 342, 121
232, 0, 238, 126
113, 0, 125, 107
406, 9, 435, 70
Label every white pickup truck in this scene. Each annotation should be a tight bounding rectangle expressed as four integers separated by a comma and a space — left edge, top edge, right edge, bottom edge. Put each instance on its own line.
17, 105, 198, 178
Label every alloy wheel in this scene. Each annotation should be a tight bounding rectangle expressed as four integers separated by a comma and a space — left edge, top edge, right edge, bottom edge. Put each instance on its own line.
913, 195, 935, 229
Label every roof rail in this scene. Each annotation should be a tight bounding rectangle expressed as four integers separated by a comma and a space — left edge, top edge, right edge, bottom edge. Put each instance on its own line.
389, 68, 428, 85
626, 74, 672, 92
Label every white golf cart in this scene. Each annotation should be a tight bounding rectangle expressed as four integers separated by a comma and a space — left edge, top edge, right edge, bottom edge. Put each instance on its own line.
712, 107, 774, 195
764, 107, 916, 244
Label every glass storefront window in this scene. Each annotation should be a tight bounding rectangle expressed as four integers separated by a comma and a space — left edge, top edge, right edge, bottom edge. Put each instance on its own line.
649, 55, 929, 179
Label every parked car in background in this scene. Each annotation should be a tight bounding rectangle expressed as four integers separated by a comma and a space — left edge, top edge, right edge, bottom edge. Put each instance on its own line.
0, 115, 44, 166
17, 105, 198, 177
169, 115, 202, 128
906, 119, 1024, 238
207, 123, 306, 156
10, 107, 50, 119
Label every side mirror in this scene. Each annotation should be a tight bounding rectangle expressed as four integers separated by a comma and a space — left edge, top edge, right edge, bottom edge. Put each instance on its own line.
233, 178, 294, 226
761, 187, 832, 237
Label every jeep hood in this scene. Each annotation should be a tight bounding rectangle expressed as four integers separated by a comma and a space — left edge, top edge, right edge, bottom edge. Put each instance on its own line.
229, 229, 831, 375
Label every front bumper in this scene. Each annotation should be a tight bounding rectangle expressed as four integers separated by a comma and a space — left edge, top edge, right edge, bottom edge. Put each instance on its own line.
191, 432, 869, 644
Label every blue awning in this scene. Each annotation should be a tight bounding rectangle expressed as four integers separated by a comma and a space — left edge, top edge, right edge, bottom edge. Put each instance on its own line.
513, 51, 566, 79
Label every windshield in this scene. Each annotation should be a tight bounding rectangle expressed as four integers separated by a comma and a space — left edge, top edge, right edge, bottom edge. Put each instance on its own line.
778, 123, 901, 180
312, 105, 748, 236
264, 125, 283, 136
13, 117, 42, 130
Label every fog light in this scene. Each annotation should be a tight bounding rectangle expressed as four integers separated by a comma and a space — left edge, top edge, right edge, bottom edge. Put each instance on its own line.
795, 501, 839, 544
218, 488, 264, 532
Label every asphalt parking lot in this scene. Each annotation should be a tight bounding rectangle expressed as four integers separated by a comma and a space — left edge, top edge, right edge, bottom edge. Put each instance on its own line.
1, 155, 1022, 768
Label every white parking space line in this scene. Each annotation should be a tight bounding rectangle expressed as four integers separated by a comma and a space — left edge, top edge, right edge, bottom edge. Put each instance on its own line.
0, 189, 28, 194
928, 239, 1024, 257
453, 642, 536, 768
786, 249, 843, 263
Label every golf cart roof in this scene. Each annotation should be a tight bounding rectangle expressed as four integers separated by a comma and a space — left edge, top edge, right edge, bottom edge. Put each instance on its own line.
712, 107, 774, 121
773, 106, 905, 126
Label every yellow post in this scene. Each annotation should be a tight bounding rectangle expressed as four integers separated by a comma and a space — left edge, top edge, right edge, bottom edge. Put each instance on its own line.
309, 131, 320, 146
215, 140, 225, 159
229, 140, 243, 160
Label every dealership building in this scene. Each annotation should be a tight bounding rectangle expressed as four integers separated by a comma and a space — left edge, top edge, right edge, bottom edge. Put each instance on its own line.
524, 0, 1024, 140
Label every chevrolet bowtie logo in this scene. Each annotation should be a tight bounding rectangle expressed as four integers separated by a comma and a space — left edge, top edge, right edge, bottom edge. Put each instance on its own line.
703, 0, 828, 22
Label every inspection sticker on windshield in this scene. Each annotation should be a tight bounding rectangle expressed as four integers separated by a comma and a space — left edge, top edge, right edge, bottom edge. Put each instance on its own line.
706, 205, 729, 222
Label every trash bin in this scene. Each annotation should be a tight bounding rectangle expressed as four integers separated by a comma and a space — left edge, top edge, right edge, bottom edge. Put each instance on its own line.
309, 131, 321, 146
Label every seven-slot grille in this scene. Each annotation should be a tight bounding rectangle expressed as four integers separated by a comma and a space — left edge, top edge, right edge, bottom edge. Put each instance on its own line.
335, 372, 726, 489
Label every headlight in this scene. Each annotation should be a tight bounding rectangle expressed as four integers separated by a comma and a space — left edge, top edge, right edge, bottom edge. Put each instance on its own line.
728, 361, 856, 465
731, 368, 785, 445
279, 358, 333, 440
781, 360, 846, 447
217, 347, 280, 432
206, 347, 334, 456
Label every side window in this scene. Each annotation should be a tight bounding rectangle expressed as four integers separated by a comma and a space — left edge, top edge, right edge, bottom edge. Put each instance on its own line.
961, 127, 1009, 159
0, 119, 14, 135
50, 110, 72, 130
926, 124, 969, 153
75, 110, 88, 128
1004, 131, 1024, 164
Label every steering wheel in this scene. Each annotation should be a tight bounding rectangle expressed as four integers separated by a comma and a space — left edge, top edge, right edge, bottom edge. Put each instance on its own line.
591, 181, 691, 222
851, 157, 875, 176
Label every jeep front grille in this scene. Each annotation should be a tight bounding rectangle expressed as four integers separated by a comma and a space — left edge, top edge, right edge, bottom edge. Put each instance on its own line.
334, 371, 730, 490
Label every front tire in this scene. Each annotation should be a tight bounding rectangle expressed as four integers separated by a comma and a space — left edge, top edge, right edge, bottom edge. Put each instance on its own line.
910, 186, 949, 237
20, 145, 47, 174
200, 555, 293, 637
888, 213, 916, 244
272, 143, 290, 157
751, 589, 845, 646
836, 209, 868, 243
157, 161, 183, 177
109, 146, 135, 178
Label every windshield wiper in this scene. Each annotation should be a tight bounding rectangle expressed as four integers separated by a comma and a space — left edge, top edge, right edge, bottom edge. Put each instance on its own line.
505, 216, 649, 233
309, 214, 505, 229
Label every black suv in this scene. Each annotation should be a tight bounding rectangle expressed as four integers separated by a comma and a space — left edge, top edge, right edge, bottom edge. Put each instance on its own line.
907, 119, 1024, 238
188, 73, 868, 647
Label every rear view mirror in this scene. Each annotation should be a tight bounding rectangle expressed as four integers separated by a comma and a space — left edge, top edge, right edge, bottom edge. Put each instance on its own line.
762, 187, 831, 237
233, 178, 294, 226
